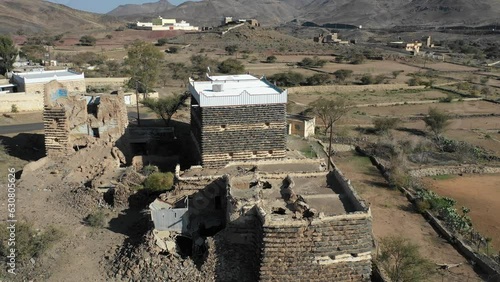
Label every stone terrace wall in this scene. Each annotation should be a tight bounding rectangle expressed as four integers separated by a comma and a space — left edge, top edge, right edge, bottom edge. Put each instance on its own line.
259, 214, 372, 282
288, 84, 425, 95
197, 103, 287, 168
409, 165, 500, 178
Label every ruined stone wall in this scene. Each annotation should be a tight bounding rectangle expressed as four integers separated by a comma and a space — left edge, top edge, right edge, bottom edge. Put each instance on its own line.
44, 107, 71, 156
259, 214, 372, 282
193, 103, 286, 168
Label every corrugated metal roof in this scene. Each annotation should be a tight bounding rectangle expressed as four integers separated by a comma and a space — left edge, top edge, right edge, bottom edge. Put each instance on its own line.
189, 75, 287, 107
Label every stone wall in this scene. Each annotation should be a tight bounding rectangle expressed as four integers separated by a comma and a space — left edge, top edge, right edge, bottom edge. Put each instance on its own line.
193, 103, 287, 168
0, 92, 43, 112
259, 214, 373, 282
409, 165, 500, 178
288, 84, 425, 95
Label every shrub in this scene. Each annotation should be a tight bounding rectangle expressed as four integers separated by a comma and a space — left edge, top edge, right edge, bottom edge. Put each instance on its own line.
218, 58, 245, 74
11, 104, 18, 113
105, 34, 113, 40
167, 46, 179, 54
269, 71, 305, 87
373, 117, 400, 134
265, 55, 277, 63
378, 236, 435, 282
85, 210, 106, 228
225, 45, 238, 55
298, 56, 326, 68
79, 35, 96, 46
392, 70, 404, 78
360, 74, 375, 85
423, 107, 451, 137
333, 69, 353, 82
142, 165, 159, 176
0, 222, 62, 261
350, 53, 365, 64
438, 94, 453, 103
157, 38, 169, 46
305, 73, 331, 86
144, 172, 174, 192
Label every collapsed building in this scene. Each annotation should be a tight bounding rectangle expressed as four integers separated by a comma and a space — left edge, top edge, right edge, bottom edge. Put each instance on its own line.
150, 160, 373, 281
43, 80, 129, 157
189, 75, 287, 168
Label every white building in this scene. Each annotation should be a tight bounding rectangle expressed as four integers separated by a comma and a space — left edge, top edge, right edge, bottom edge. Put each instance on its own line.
11, 69, 85, 94
133, 17, 198, 31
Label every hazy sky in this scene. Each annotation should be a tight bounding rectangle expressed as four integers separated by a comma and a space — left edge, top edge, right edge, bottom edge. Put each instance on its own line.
46, 0, 193, 14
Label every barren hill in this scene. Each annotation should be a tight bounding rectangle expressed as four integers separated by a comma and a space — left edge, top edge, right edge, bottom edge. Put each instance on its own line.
108, 0, 500, 28
296, 0, 500, 27
0, 0, 119, 34
107, 0, 175, 17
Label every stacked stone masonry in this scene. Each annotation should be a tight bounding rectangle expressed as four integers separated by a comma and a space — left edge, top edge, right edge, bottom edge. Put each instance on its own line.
44, 107, 70, 156
259, 216, 372, 282
191, 103, 286, 168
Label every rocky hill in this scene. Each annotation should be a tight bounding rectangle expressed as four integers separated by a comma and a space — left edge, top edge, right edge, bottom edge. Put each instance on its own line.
107, 0, 175, 17
107, 0, 500, 28
0, 0, 119, 34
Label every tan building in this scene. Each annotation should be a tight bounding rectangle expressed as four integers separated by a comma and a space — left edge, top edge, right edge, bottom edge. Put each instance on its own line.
287, 114, 315, 138
11, 69, 85, 95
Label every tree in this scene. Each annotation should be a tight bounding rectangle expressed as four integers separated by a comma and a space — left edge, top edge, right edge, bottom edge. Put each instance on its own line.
156, 38, 169, 46
79, 35, 97, 46
218, 58, 245, 74
298, 56, 326, 68
333, 69, 353, 82
141, 93, 188, 126
378, 236, 434, 282
265, 55, 277, 63
125, 40, 164, 95
190, 54, 218, 76
360, 74, 375, 85
423, 107, 451, 137
269, 71, 305, 87
309, 97, 350, 169
350, 53, 365, 64
0, 35, 18, 74
20, 45, 46, 63
167, 62, 190, 81
225, 45, 238, 55
305, 73, 331, 86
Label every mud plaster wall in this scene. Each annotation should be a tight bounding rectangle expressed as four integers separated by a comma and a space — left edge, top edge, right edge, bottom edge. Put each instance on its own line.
191, 103, 287, 168
24, 80, 86, 95
259, 215, 372, 282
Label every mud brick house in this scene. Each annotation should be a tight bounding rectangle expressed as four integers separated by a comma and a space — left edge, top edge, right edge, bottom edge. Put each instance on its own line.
188, 75, 287, 168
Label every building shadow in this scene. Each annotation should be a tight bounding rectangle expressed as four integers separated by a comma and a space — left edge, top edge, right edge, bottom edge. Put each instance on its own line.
0, 133, 45, 161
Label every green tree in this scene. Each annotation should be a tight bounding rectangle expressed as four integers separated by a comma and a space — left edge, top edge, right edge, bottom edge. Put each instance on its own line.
125, 40, 164, 95
333, 69, 353, 82
350, 53, 365, 64
190, 54, 218, 76
144, 172, 174, 192
0, 35, 18, 74
79, 35, 97, 46
168, 62, 191, 81
360, 74, 375, 85
378, 236, 434, 282
20, 45, 46, 63
269, 71, 305, 87
141, 93, 188, 126
218, 58, 245, 74
423, 107, 451, 137
309, 97, 350, 169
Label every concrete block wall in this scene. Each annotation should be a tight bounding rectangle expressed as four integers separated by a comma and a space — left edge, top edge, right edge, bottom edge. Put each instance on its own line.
192, 103, 287, 168
259, 215, 373, 282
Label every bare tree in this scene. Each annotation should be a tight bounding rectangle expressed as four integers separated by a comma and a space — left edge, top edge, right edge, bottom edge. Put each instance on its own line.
309, 97, 350, 169
423, 107, 451, 137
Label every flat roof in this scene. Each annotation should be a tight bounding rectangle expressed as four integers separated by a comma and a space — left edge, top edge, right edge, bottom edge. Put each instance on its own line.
189, 74, 287, 107
14, 69, 83, 80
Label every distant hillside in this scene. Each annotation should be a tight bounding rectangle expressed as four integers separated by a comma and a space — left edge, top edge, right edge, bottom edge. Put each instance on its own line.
298, 0, 500, 28
107, 0, 175, 17
0, 0, 119, 34
107, 0, 500, 28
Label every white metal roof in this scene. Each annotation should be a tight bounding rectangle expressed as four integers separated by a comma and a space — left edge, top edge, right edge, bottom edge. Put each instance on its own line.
189, 75, 287, 107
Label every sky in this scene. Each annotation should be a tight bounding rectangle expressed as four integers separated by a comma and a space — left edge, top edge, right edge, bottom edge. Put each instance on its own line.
46, 0, 192, 14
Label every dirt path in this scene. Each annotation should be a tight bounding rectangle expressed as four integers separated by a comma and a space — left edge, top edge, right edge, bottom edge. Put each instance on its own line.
334, 152, 484, 282
423, 174, 500, 251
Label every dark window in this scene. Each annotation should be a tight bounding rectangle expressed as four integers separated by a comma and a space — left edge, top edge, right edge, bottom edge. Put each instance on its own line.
92, 128, 100, 138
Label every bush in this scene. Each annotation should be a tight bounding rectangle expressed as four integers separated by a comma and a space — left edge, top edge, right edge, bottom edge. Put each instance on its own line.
373, 117, 400, 134
225, 45, 238, 55
167, 46, 179, 54
0, 222, 62, 261
333, 69, 353, 82
438, 94, 453, 103
79, 35, 96, 46
142, 165, 159, 176
298, 56, 326, 68
85, 210, 106, 228
217, 58, 245, 74
265, 55, 277, 63
157, 38, 169, 46
360, 74, 375, 85
305, 73, 331, 86
105, 34, 113, 40
350, 53, 365, 64
378, 236, 435, 282
392, 70, 404, 78
269, 71, 305, 87
144, 172, 174, 192
11, 104, 18, 113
